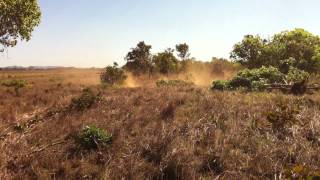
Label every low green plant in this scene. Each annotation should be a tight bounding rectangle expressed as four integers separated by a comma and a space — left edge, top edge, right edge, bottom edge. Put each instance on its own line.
77, 125, 112, 149
1, 79, 28, 96
210, 80, 229, 91
70, 88, 101, 111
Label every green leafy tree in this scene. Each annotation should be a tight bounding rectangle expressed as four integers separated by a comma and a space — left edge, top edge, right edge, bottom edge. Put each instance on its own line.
153, 48, 179, 74
270, 29, 320, 72
124, 41, 152, 75
230, 35, 269, 69
231, 29, 320, 73
0, 0, 41, 49
175, 43, 190, 61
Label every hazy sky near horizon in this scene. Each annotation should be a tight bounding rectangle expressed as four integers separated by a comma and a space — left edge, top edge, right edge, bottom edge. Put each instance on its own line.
1, 0, 320, 67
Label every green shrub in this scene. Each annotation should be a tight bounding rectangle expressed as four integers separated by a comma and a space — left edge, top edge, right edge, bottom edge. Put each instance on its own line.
211, 66, 285, 91
228, 76, 252, 89
100, 62, 127, 86
70, 88, 101, 111
286, 66, 310, 83
77, 125, 112, 149
1, 79, 28, 96
237, 66, 285, 84
210, 80, 229, 91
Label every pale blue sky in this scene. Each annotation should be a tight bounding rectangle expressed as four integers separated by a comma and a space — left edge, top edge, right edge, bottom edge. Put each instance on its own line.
1, 0, 320, 67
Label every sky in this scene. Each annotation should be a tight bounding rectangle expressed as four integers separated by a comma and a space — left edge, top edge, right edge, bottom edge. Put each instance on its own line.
1, 0, 320, 67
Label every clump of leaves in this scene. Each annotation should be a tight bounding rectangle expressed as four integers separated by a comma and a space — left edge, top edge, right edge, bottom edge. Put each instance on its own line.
76, 125, 112, 150
70, 88, 101, 111
1, 79, 28, 96
100, 62, 127, 86
212, 66, 284, 91
286, 66, 310, 84
210, 80, 229, 91
156, 79, 193, 87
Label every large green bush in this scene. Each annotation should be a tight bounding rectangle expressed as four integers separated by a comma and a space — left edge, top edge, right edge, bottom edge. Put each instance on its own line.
211, 66, 310, 92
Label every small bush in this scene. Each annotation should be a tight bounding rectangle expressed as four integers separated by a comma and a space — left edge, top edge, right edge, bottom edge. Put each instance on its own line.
266, 102, 300, 134
70, 88, 101, 111
100, 62, 127, 86
77, 125, 112, 150
1, 79, 28, 96
210, 80, 229, 91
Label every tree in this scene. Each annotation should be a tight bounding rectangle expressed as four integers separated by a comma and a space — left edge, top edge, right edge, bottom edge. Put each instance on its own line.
175, 43, 190, 61
230, 35, 269, 69
0, 0, 41, 49
153, 48, 179, 74
230, 29, 320, 73
269, 29, 320, 72
124, 41, 152, 75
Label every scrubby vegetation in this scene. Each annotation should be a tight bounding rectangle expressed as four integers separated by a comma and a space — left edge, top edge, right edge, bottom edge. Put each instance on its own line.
100, 62, 127, 86
70, 88, 101, 111
76, 125, 112, 150
211, 66, 311, 92
1, 79, 28, 96
1, 75, 320, 179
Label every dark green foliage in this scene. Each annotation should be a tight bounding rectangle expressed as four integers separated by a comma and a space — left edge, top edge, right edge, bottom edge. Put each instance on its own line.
286, 66, 310, 84
236, 66, 285, 84
175, 43, 190, 61
0, 0, 41, 48
124, 41, 153, 75
210, 80, 229, 91
230, 35, 268, 69
70, 88, 101, 111
153, 48, 180, 74
212, 66, 285, 91
77, 125, 112, 150
231, 29, 320, 73
1, 79, 28, 96
100, 62, 127, 86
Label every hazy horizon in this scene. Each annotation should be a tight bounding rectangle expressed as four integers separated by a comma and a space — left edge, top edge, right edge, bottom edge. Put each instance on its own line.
1, 0, 320, 68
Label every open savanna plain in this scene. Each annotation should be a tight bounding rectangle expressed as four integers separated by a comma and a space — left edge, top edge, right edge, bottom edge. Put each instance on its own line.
0, 68, 320, 179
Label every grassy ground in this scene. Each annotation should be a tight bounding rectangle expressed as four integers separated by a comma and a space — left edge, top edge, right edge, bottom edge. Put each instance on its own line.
1, 69, 320, 179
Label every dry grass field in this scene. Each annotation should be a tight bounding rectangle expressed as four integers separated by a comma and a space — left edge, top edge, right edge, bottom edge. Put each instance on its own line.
1, 69, 320, 179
